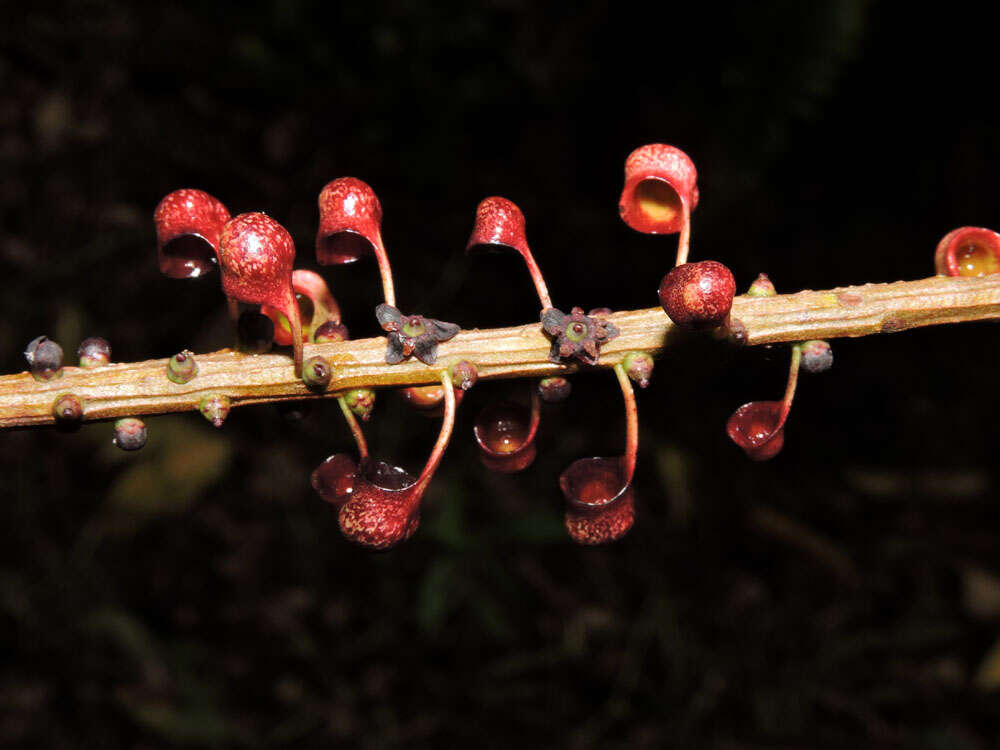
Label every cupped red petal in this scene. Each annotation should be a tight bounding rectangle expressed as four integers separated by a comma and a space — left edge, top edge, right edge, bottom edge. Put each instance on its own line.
934, 226, 1000, 277
726, 401, 785, 461
473, 400, 538, 473
466, 196, 530, 256
337, 459, 422, 550
316, 177, 383, 265
154, 188, 231, 278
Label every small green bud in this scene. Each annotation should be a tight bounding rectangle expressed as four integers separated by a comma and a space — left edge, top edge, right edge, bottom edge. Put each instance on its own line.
25, 336, 64, 381
538, 377, 572, 403
77, 337, 112, 368
798, 340, 833, 374
113, 418, 147, 451
746, 273, 777, 297
344, 388, 375, 422
622, 351, 654, 388
52, 393, 83, 422
448, 360, 478, 391
199, 394, 231, 427
312, 320, 350, 343
302, 355, 332, 390
166, 350, 198, 384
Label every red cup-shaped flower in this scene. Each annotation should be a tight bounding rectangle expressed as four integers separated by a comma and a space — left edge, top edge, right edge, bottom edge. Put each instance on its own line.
561, 457, 636, 545
934, 226, 1000, 277
219, 212, 303, 374
311, 453, 357, 506
316, 177, 396, 306
154, 189, 231, 278
262, 269, 342, 346
726, 401, 786, 461
337, 372, 457, 550
473, 388, 541, 473
658, 260, 736, 330
466, 196, 552, 310
559, 363, 639, 544
619, 144, 699, 265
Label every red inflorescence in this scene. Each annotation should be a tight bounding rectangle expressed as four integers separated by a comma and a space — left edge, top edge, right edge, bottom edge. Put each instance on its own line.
934, 226, 1000, 277
726, 401, 785, 461
316, 177, 384, 265
658, 260, 736, 329
618, 144, 698, 235
154, 189, 231, 278
560, 457, 636, 545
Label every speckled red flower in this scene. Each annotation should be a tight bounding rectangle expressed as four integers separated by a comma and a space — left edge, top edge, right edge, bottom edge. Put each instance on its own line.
375, 304, 460, 365
540, 307, 619, 365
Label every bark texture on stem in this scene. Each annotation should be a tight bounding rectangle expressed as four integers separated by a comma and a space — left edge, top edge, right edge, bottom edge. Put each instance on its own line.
1, 275, 998, 428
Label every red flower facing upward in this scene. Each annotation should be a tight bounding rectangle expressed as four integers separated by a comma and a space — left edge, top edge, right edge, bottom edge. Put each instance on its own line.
726, 401, 785, 461
618, 144, 698, 235
154, 189, 231, 278
473, 390, 540, 473
934, 226, 1000, 277
560, 457, 636, 545
219, 212, 303, 374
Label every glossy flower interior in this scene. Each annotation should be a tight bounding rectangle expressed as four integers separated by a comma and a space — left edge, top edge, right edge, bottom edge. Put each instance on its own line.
473, 400, 538, 473
154, 188, 231, 279
316, 177, 383, 265
934, 227, 1000, 277
726, 401, 785, 461
311, 453, 358, 506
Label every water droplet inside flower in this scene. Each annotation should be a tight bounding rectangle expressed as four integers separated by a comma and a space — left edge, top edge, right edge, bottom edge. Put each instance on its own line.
956, 241, 999, 276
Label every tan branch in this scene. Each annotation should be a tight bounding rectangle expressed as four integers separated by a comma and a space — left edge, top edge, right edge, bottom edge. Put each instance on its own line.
2, 275, 998, 429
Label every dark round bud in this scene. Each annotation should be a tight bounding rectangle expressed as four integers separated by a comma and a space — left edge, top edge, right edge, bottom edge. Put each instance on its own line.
622, 351, 654, 388
113, 418, 147, 451
344, 388, 375, 421
166, 351, 198, 384
199, 394, 231, 427
799, 340, 833, 374
312, 320, 350, 343
746, 273, 777, 297
25, 336, 64, 381
658, 260, 736, 330
587, 307, 613, 317
448, 360, 478, 391
538, 376, 572, 403
52, 393, 83, 422
237, 311, 274, 354
77, 337, 112, 368
302, 355, 332, 390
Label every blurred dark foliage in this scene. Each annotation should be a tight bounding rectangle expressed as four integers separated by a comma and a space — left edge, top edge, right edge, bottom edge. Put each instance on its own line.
3, 1, 1000, 747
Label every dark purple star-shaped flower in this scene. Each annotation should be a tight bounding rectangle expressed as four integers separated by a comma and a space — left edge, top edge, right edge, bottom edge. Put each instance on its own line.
541, 307, 620, 366
375, 304, 460, 365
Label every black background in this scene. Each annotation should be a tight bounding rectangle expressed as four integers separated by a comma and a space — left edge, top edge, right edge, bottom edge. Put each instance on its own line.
4, 1, 1000, 747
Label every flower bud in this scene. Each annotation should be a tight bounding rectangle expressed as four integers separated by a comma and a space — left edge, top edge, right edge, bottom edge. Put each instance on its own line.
52, 393, 83, 422
25, 336, 63, 381
798, 340, 833, 374
166, 350, 198, 384
113, 418, 147, 451
538, 377, 572, 403
199, 394, 231, 427
302, 355, 333, 390
448, 360, 478, 391
746, 273, 777, 297
658, 260, 736, 330
312, 320, 350, 343
622, 351, 654, 388
344, 388, 376, 421
77, 337, 111, 368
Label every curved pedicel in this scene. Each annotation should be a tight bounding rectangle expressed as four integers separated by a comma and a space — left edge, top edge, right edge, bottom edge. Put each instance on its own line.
473, 386, 541, 473
219, 212, 303, 375
154, 189, 231, 279
560, 363, 639, 545
726, 345, 801, 461
399, 384, 465, 417
316, 177, 396, 306
466, 196, 552, 310
338, 372, 457, 550
262, 269, 342, 346
934, 226, 1000, 277
618, 143, 698, 266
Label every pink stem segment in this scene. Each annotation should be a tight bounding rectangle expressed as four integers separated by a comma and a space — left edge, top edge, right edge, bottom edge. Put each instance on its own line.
777, 344, 802, 429
613, 363, 639, 485
674, 201, 692, 267
337, 395, 369, 460
415, 370, 457, 494
373, 236, 396, 308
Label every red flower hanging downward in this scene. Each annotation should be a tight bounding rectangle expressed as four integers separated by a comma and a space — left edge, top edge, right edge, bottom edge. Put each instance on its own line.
618, 144, 699, 266
219, 212, 304, 375
154, 188, 231, 278
316, 177, 397, 306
